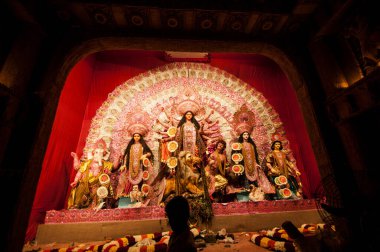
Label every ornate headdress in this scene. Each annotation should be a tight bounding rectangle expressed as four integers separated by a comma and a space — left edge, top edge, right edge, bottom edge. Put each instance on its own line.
127, 123, 149, 136
92, 138, 110, 159
176, 87, 201, 115
93, 138, 107, 150
233, 104, 256, 136
125, 108, 150, 136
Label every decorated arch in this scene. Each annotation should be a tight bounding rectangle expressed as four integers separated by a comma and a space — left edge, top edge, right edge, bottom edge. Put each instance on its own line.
85, 62, 294, 177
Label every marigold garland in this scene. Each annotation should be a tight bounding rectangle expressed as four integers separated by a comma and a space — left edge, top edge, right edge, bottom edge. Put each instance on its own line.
41, 229, 201, 252
251, 233, 295, 252
251, 223, 329, 252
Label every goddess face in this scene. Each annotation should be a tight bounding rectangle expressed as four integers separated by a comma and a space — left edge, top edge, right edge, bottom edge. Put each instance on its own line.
242, 132, 249, 141
185, 111, 193, 121
274, 142, 281, 150
216, 142, 225, 151
133, 133, 141, 142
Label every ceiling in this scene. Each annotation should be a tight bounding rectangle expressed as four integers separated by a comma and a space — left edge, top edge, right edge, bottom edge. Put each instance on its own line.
27, 0, 324, 41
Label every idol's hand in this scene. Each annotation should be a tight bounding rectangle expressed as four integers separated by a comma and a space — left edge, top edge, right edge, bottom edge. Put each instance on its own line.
119, 165, 126, 172
70, 181, 78, 187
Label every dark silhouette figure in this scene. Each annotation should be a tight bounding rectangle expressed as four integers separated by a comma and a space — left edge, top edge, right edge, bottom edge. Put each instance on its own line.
281, 220, 342, 252
165, 196, 197, 252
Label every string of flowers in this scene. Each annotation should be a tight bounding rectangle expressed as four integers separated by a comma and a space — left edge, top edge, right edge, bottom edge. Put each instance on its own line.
251, 233, 295, 252
40, 228, 201, 252
250, 223, 330, 252
42, 228, 200, 252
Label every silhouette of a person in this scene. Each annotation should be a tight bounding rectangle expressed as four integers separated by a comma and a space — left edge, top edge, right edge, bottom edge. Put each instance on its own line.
165, 196, 197, 252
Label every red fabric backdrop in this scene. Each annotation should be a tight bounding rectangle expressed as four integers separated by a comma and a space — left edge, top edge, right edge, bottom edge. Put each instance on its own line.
26, 50, 320, 241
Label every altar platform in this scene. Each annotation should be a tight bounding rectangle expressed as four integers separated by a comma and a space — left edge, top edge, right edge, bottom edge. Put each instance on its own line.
36, 199, 322, 244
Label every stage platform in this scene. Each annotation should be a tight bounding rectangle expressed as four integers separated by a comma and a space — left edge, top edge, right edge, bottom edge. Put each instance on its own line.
36, 199, 322, 244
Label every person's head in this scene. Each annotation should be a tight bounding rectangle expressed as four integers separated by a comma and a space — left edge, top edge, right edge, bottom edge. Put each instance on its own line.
271, 140, 283, 150
165, 196, 190, 232
216, 140, 226, 152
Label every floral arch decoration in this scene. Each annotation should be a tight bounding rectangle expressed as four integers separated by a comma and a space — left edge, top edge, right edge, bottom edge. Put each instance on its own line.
84, 62, 293, 174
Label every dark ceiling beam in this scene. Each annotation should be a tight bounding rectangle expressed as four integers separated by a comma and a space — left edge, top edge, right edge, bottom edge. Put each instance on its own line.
5, 0, 39, 25
74, 0, 298, 13
315, 0, 354, 37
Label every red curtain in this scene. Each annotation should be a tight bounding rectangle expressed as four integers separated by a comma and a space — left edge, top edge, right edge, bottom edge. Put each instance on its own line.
25, 55, 95, 241
26, 50, 320, 241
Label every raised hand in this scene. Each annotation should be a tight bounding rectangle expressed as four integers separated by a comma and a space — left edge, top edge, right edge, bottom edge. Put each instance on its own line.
119, 164, 126, 172
71, 152, 80, 170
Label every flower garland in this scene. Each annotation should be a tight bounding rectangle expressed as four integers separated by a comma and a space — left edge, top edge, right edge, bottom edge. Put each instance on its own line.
41, 228, 201, 252
250, 223, 330, 252
251, 233, 295, 252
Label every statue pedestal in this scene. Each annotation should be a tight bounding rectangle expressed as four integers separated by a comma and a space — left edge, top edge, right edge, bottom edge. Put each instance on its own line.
38, 200, 320, 244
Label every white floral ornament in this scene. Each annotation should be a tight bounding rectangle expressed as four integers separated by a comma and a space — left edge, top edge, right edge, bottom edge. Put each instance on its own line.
97, 186, 108, 199
142, 170, 150, 181
99, 173, 110, 186
231, 164, 244, 176
141, 184, 150, 196
274, 175, 288, 186
231, 153, 243, 164
167, 141, 178, 153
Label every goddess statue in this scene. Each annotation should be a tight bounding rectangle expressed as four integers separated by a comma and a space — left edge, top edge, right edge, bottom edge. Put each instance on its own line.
264, 140, 303, 199
155, 91, 216, 203
229, 104, 275, 196
176, 110, 206, 157
230, 131, 274, 194
116, 114, 154, 199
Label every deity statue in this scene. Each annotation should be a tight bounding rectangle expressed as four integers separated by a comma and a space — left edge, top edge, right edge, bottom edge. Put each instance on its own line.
153, 89, 225, 204
248, 184, 265, 202
157, 149, 206, 204
176, 111, 206, 157
176, 151, 204, 196
116, 109, 154, 202
228, 104, 275, 196
130, 185, 142, 202
116, 132, 154, 198
205, 139, 229, 201
230, 131, 274, 195
67, 139, 114, 209
264, 140, 303, 199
